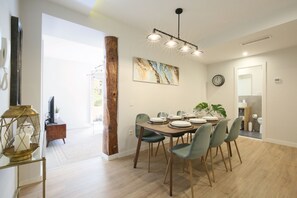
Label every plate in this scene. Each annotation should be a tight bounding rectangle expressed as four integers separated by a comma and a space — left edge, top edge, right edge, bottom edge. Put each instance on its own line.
202, 116, 219, 121
150, 117, 165, 122
168, 124, 193, 129
147, 120, 168, 125
170, 121, 192, 127
168, 115, 182, 120
184, 114, 196, 118
189, 118, 207, 124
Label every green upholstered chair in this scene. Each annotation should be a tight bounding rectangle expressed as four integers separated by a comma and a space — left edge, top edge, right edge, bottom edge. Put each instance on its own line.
224, 117, 243, 171
177, 110, 186, 116
206, 119, 228, 182
135, 113, 167, 172
176, 110, 187, 144
164, 124, 212, 198
157, 112, 168, 118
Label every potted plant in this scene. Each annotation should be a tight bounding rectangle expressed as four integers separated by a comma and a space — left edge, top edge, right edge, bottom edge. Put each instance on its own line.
194, 102, 227, 118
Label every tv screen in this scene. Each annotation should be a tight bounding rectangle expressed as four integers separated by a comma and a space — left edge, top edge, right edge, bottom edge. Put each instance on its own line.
48, 96, 55, 123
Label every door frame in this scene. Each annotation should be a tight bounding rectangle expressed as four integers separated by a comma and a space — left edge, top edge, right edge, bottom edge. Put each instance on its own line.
234, 62, 267, 140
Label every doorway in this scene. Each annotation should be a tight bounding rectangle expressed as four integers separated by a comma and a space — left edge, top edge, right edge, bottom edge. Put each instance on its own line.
41, 14, 105, 168
235, 63, 266, 139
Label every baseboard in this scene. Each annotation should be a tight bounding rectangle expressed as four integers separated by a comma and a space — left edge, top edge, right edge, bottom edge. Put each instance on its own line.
265, 138, 297, 148
100, 153, 119, 161
20, 176, 42, 186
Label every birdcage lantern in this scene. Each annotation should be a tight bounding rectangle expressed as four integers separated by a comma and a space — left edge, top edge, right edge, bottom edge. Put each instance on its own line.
0, 105, 40, 162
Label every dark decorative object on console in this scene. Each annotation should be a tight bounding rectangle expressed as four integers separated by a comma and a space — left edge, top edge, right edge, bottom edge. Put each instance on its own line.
10, 16, 23, 105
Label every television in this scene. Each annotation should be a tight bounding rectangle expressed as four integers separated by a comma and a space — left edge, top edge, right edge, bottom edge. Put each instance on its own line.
48, 96, 55, 123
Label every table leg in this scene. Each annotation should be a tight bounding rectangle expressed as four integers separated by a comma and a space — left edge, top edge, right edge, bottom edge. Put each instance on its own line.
169, 136, 173, 196
133, 127, 144, 168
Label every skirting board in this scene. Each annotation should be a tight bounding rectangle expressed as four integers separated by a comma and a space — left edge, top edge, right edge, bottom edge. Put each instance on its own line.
265, 138, 297, 148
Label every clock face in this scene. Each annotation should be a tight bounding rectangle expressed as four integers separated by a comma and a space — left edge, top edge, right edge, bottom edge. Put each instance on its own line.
212, 74, 225, 86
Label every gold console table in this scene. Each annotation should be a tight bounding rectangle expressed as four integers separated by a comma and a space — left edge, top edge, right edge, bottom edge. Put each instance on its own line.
0, 147, 46, 197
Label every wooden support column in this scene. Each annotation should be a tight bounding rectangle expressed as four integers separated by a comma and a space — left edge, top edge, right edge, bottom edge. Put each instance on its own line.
103, 36, 119, 155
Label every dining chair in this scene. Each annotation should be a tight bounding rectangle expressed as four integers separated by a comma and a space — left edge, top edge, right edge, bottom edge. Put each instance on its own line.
157, 112, 168, 118
176, 110, 187, 144
164, 123, 212, 198
224, 117, 243, 171
135, 113, 168, 172
205, 119, 228, 182
177, 110, 186, 116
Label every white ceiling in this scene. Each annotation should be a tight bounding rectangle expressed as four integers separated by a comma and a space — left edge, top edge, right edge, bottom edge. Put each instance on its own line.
47, 0, 297, 64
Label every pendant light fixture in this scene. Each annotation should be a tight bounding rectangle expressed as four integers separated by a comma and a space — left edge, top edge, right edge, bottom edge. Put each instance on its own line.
147, 8, 203, 56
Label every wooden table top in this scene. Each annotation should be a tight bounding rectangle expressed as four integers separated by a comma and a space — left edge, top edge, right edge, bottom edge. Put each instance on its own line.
137, 120, 219, 137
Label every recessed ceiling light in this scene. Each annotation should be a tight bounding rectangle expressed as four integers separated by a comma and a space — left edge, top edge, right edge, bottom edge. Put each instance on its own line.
242, 52, 248, 56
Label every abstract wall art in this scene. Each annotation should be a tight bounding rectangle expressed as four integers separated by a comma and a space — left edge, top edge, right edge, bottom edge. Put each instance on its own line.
133, 57, 179, 85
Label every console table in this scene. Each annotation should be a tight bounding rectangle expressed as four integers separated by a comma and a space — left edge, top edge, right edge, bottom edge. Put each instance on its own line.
45, 119, 66, 147
0, 146, 46, 197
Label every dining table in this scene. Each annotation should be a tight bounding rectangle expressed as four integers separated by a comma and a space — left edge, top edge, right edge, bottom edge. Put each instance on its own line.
133, 119, 219, 196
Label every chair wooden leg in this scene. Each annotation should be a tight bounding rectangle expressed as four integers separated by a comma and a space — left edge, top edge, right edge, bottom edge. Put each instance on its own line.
234, 140, 242, 164
215, 147, 218, 157
186, 133, 189, 143
201, 156, 212, 187
151, 143, 154, 156
219, 145, 228, 172
205, 148, 210, 161
188, 160, 194, 198
161, 141, 168, 163
176, 137, 180, 145
226, 142, 232, 171
148, 143, 151, 173
155, 142, 160, 157
210, 147, 215, 182
181, 136, 185, 144
190, 133, 193, 142
164, 155, 172, 184
228, 142, 232, 157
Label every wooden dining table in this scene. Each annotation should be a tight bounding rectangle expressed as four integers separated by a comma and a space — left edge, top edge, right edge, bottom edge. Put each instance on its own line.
133, 120, 219, 196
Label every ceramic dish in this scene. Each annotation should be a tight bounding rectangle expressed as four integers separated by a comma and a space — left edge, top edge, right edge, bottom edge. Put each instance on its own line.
202, 116, 219, 121
150, 117, 165, 122
170, 121, 192, 127
189, 118, 207, 124
168, 115, 182, 120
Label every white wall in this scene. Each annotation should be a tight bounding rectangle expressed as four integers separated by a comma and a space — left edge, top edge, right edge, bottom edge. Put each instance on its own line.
0, 0, 19, 197
207, 46, 297, 147
19, 0, 207, 158
43, 57, 92, 129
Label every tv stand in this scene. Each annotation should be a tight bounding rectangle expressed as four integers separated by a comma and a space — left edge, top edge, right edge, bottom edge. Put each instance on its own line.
45, 118, 66, 147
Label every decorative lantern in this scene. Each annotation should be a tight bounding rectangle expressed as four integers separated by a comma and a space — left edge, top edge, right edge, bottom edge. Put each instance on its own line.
0, 105, 40, 162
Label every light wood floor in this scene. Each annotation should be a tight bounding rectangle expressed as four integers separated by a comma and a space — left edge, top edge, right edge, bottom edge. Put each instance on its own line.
20, 137, 297, 198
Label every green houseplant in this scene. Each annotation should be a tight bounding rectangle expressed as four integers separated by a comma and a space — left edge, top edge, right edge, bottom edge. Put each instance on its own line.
194, 102, 227, 118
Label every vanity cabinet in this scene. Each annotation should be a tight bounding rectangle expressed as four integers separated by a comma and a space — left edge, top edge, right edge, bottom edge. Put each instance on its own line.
238, 107, 251, 131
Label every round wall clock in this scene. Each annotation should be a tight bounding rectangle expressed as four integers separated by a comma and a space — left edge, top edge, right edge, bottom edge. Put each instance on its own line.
212, 74, 225, 86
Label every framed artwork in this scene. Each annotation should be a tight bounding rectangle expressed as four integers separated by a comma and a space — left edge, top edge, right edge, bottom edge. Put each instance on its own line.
10, 16, 22, 105
133, 57, 179, 85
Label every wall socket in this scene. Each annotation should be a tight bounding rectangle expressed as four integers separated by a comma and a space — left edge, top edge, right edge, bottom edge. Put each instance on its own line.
129, 130, 133, 135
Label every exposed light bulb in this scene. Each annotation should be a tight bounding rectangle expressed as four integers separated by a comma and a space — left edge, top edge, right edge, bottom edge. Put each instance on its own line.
147, 32, 162, 42
165, 39, 178, 48
192, 50, 203, 56
179, 44, 191, 53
